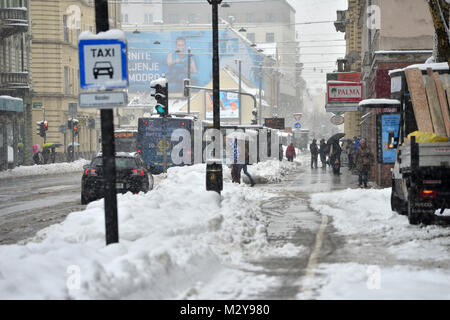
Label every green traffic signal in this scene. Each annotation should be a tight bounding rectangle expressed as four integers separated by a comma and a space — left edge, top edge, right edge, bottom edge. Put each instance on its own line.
155, 104, 165, 115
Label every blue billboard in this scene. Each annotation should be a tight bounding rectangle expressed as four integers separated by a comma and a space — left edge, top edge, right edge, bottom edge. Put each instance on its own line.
377, 113, 401, 163
126, 29, 264, 94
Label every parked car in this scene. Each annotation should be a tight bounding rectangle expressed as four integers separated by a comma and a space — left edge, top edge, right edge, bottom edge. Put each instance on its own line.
81, 152, 153, 205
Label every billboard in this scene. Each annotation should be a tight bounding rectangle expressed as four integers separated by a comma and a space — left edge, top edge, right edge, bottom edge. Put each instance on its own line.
377, 113, 401, 164
205, 91, 239, 119
126, 29, 264, 94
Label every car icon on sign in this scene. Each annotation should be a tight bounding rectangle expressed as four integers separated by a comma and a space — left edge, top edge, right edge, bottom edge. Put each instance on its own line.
93, 61, 114, 79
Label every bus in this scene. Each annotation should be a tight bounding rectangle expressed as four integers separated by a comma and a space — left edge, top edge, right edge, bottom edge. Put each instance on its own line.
114, 129, 138, 153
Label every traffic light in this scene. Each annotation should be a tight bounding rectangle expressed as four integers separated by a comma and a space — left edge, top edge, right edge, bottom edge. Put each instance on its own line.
183, 78, 190, 98
36, 121, 46, 138
43, 120, 48, 132
72, 119, 80, 136
67, 119, 73, 130
251, 108, 258, 125
151, 78, 168, 117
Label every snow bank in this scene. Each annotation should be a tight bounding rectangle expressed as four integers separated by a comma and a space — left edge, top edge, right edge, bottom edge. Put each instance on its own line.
0, 162, 297, 299
310, 188, 450, 241
311, 263, 450, 300
0, 159, 90, 180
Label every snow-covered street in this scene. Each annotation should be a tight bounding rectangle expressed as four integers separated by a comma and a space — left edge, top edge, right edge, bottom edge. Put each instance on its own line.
0, 153, 448, 299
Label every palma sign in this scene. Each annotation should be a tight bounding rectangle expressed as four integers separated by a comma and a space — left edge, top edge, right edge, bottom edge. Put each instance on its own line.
326, 81, 364, 113
327, 82, 363, 103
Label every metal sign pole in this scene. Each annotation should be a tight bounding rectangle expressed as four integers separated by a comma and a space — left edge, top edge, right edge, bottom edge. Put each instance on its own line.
95, 0, 119, 245
187, 48, 191, 115
163, 117, 167, 173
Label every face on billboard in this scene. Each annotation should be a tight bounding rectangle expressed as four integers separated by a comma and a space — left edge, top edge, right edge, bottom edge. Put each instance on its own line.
126, 29, 264, 94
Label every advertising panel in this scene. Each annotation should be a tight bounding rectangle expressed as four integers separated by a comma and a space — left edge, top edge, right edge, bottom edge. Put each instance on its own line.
205, 91, 239, 119
377, 113, 401, 163
126, 29, 264, 94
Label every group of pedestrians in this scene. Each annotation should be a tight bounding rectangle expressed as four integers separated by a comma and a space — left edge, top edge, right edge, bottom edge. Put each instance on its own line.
309, 135, 374, 188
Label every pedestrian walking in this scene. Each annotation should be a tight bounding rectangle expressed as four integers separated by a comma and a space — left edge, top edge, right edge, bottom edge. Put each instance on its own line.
67, 145, 74, 162
354, 139, 374, 188
310, 139, 319, 169
285, 143, 296, 162
319, 139, 327, 168
346, 139, 355, 169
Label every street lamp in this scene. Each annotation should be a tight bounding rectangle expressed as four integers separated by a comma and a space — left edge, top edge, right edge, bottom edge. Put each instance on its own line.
206, 0, 223, 194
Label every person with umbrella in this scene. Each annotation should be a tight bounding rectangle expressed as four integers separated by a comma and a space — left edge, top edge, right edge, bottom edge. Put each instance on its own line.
327, 133, 345, 175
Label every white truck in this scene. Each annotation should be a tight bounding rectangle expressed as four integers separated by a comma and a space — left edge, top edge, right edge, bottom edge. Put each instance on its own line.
389, 63, 450, 225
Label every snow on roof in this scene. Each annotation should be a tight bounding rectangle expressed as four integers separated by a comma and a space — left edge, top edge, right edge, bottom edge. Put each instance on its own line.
223, 68, 261, 97
327, 80, 360, 84
79, 29, 126, 41
374, 50, 433, 55
359, 99, 401, 106
0, 95, 23, 102
388, 62, 449, 75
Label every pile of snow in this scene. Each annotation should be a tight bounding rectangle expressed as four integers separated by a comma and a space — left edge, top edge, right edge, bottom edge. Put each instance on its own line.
0, 162, 298, 299
246, 159, 299, 183
307, 188, 450, 299
0, 159, 89, 180
310, 263, 450, 300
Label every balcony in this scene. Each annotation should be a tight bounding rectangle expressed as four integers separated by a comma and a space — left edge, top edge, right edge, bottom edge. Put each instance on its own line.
0, 8, 28, 38
334, 10, 347, 33
0, 72, 30, 90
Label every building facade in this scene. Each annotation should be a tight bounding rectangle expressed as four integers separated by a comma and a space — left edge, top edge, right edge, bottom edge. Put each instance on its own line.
30, 0, 121, 160
121, 0, 301, 128
336, 0, 435, 187
0, 0, 32, 170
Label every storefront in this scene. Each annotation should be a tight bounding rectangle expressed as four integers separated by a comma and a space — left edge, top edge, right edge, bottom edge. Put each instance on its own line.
0, 95, 23, 170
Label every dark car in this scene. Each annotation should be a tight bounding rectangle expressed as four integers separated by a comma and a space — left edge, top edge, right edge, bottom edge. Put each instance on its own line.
81, 152, 154, 205
93, 61, 114, 79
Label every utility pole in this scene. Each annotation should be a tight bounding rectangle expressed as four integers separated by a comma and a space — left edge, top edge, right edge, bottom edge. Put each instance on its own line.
258, 62, 263, 125
187, 48, 191, 114
95, 0, 119, 245
237, 59, 242, 125
206, 0, 223, 194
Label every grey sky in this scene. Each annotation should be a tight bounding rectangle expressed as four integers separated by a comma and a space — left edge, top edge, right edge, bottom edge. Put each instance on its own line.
288, 0, 348, 90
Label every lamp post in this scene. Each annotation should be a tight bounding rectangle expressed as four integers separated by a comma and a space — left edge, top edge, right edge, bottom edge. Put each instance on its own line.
235, 59, 242, 125
258, 62, 263, 125
206, 0, 223, 194
187, 47, 192, 114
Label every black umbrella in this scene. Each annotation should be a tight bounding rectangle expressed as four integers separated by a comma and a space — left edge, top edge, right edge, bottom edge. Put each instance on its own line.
327, 133, 346, 145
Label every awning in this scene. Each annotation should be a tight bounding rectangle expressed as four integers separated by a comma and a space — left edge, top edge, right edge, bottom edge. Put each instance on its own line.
0, 95, 23, 112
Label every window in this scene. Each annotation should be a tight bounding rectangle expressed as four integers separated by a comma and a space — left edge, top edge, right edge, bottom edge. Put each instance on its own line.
168, 14, 178, 24
265, 13, 275, 22
266, 32, 275, 42
63, 15, 69, 42
247, 33, 255, 43
188, 13, 198, 23
144, 13, 153, 24
246, 12, 255, 23
64, 66, 69, 94
122, 14, 128, 23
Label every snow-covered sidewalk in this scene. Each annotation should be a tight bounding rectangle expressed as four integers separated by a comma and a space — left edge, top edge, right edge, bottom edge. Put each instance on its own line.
0, 160, 299, 299
305, 188, 450, 300
0, 159, 89, 180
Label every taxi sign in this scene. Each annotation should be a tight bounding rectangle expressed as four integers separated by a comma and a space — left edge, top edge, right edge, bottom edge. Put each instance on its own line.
79, 31, 128, 90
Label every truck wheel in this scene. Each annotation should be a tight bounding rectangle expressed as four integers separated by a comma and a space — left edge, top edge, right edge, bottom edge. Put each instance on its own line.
391, 192, 407, 215
81, 194, 89, 205
407, 201, 421, 225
